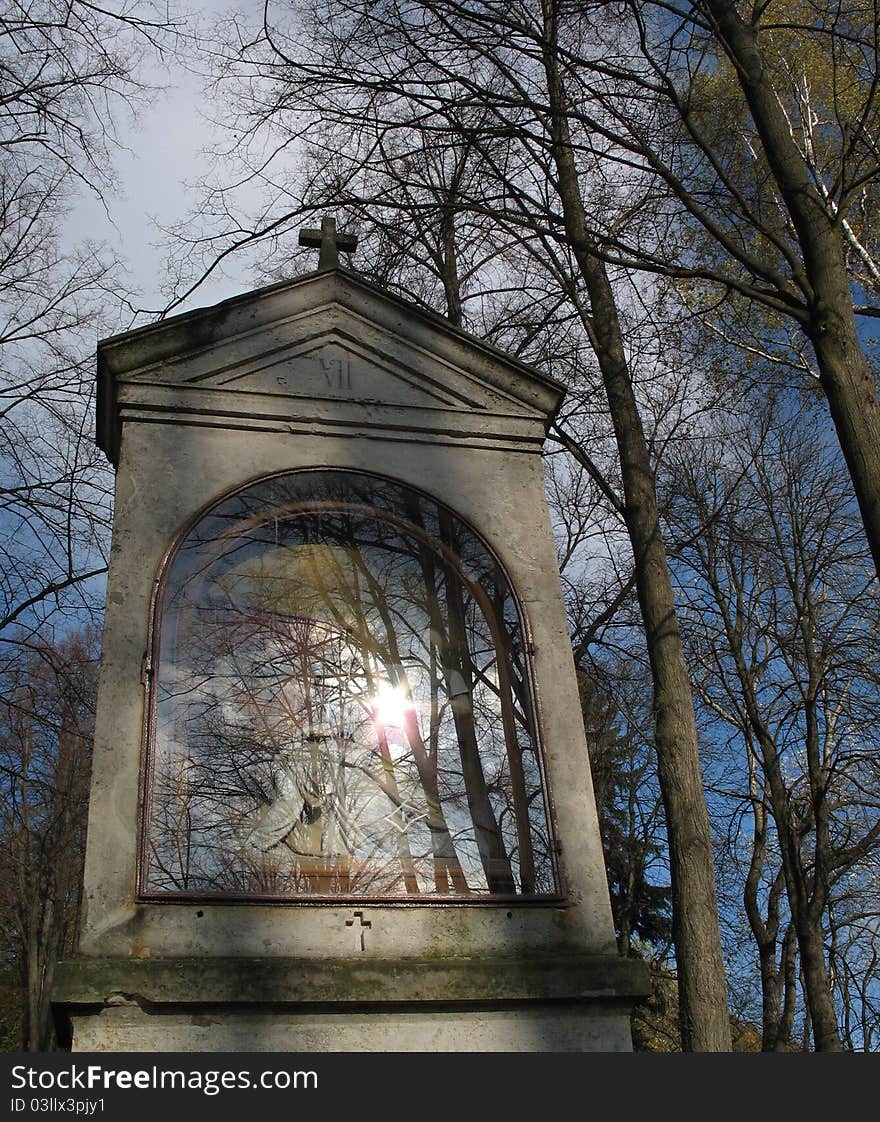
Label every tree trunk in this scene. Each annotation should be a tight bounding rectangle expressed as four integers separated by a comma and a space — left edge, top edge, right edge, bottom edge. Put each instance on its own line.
742, 757, 786, 1050
704, 0, 880, 582
810, 315, 880, 583
755, 941, 783, 1051
541, 17, 731, 1051
796, 911, 842, 1051
774, 924, 798, 1051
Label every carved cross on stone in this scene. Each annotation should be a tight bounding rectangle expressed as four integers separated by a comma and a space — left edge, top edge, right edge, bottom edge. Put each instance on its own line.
345, 910, 372, 952
298, 216, 358, 270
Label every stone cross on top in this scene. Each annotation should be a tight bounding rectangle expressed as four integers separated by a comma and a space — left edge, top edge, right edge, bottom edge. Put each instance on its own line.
298, 216, 358, 270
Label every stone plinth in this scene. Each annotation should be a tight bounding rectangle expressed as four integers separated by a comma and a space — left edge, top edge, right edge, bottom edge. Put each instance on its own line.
55, 955, 649, 1052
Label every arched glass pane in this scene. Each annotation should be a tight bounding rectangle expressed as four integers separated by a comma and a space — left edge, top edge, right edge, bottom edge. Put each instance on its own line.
142, 471, 557, 899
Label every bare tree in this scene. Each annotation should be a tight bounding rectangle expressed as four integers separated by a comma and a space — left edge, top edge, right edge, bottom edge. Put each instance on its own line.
0, 1, 180, 646
525, 0, 880, 579
694, 0, 880, 576
0, 629, 98, 1050
827, 868, 880, 1050
581, 665, 671, 959
669, 400, 880, 1050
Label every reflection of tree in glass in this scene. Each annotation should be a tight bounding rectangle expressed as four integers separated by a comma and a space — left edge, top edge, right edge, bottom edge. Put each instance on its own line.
143, 472, 556, 899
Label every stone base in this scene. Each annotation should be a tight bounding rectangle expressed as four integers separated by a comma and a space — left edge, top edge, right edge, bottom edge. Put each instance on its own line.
53, 954, 650, 1053
65, 1003, 635, 1052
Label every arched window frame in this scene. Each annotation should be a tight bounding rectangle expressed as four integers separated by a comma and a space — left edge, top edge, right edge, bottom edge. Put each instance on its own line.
136, 467, 562, 904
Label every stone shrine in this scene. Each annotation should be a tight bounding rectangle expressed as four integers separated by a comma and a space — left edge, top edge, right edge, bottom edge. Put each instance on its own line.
52, 223, 648, 1051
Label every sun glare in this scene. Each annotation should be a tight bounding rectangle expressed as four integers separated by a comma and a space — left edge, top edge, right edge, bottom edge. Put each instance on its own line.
371, 682, 412, 727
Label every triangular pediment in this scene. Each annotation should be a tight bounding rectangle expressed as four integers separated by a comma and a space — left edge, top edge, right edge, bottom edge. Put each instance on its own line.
178, 331, 487, 412
97, 270, 564, 464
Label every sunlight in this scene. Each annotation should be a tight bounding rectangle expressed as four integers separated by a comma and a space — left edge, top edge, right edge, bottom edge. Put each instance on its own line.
371, 682, 412, 728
